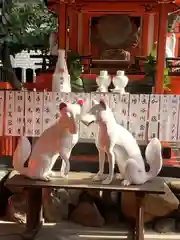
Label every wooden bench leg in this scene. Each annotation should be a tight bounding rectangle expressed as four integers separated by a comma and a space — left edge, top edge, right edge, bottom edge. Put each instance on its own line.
23, 188, 42, 240
134, 192, 145, 240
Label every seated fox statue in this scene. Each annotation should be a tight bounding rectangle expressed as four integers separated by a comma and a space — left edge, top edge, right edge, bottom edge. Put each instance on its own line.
13, 100, 83, 181
81, 99, 162, 186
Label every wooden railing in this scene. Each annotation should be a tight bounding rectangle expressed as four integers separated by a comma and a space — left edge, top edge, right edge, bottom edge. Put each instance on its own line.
29, 54, 180, 75
135, 56, 180, 75
0, 91, 179, 143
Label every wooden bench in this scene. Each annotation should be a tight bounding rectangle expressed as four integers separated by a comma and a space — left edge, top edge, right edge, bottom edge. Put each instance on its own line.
5, 172, 166, 240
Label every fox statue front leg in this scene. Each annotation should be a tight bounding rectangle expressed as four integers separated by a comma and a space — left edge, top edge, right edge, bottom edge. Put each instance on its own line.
121, 178, 131, 186
119, 162, 132, 186
60, 160, 66, 177
102, 149, 115, 185
60, 150, 72, 178
48, 154, 60, 177
113, 145, 127, 181
121, 159, 139, 186
93, 148, 106, 181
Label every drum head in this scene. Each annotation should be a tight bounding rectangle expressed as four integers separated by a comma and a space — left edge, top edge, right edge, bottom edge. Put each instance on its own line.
97, 15, 132, 47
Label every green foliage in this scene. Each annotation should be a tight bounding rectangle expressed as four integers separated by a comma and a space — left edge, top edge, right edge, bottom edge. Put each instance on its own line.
67, 52, 82, 78
144, 52, 171, 91
163, 67, 171, 91
144, 54, 156, 77
0, 0, 57, 55
67, 51, 84, 92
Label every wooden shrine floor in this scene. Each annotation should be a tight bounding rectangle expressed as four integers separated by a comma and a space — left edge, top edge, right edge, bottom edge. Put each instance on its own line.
0, 221, 180, 240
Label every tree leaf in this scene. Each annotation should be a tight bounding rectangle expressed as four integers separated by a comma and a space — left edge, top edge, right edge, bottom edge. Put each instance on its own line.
0, 0, 57, 55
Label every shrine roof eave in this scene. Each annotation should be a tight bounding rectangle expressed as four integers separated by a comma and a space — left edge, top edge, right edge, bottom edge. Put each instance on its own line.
44, 0, 180, 13
44, 0, 179, 4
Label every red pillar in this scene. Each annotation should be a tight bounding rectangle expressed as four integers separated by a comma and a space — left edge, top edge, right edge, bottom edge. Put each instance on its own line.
81, 13, 90, 72
155, 3, 167, 94
141, 15, 149, 56
153, 13, 159, 43
81, 13, 90, 55
69, 9, 78, 52
58, 4, 67, 50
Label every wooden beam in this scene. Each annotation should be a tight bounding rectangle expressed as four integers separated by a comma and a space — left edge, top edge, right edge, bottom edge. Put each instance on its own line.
175, 33, 180, 57
155, 4, 168, 94
79, 2, 159, 12
75, 0, 160, 4
78, 12, 82, 53
147, 14, 155, 54
141, 15, 149, 56
58, 3, 67, 50
82, 10, 147, 15
69, 9, 78, 52
153, 13, 159, 43
81, 14, 90, 56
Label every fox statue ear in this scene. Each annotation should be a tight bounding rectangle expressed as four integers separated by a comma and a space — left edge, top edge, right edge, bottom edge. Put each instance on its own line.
59, 102, 67, 111
92, 99, 98, 106
99, 99, 106, 110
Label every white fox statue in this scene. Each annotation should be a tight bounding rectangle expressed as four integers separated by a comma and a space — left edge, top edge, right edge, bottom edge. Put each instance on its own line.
81, 99, 163, 186
13, 100, 83, 181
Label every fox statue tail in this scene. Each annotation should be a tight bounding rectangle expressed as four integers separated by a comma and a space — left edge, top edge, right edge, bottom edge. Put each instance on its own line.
145, 138, 163, 180
13, 136, 32, 175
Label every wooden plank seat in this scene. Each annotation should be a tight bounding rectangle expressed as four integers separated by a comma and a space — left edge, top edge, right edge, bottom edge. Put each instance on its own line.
5, 172, 166, 240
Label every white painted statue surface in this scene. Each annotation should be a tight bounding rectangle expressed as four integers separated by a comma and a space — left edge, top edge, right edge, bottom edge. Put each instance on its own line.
13, 101, 83, 181
112, 70, 129, 94
81, 99, 163, 185
96, 70, 111, 93
49, 32, 58, 56
52, 49, 71, 92
166, 33, 176, 58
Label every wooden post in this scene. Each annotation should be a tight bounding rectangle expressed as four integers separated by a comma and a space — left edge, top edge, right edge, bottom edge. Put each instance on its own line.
141, 15, 149, 56
78, 12, 82, 54
175, 32, 180, 57
82, 13, 90, 56
80, 13, 90, 72
78, 13, 90, 55
58, 3, 67, 50
69, 9, 78, 52
155, 3, 167, 94
147, 14, 154, 55
175, 23, 180, 57
135, 192, 145, 240
23, 188, 42, 239
153, 13, 159, 43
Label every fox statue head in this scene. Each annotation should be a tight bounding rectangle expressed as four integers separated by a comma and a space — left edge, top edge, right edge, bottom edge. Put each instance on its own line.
81, 99, 113, 126
59, 99, 83, 134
